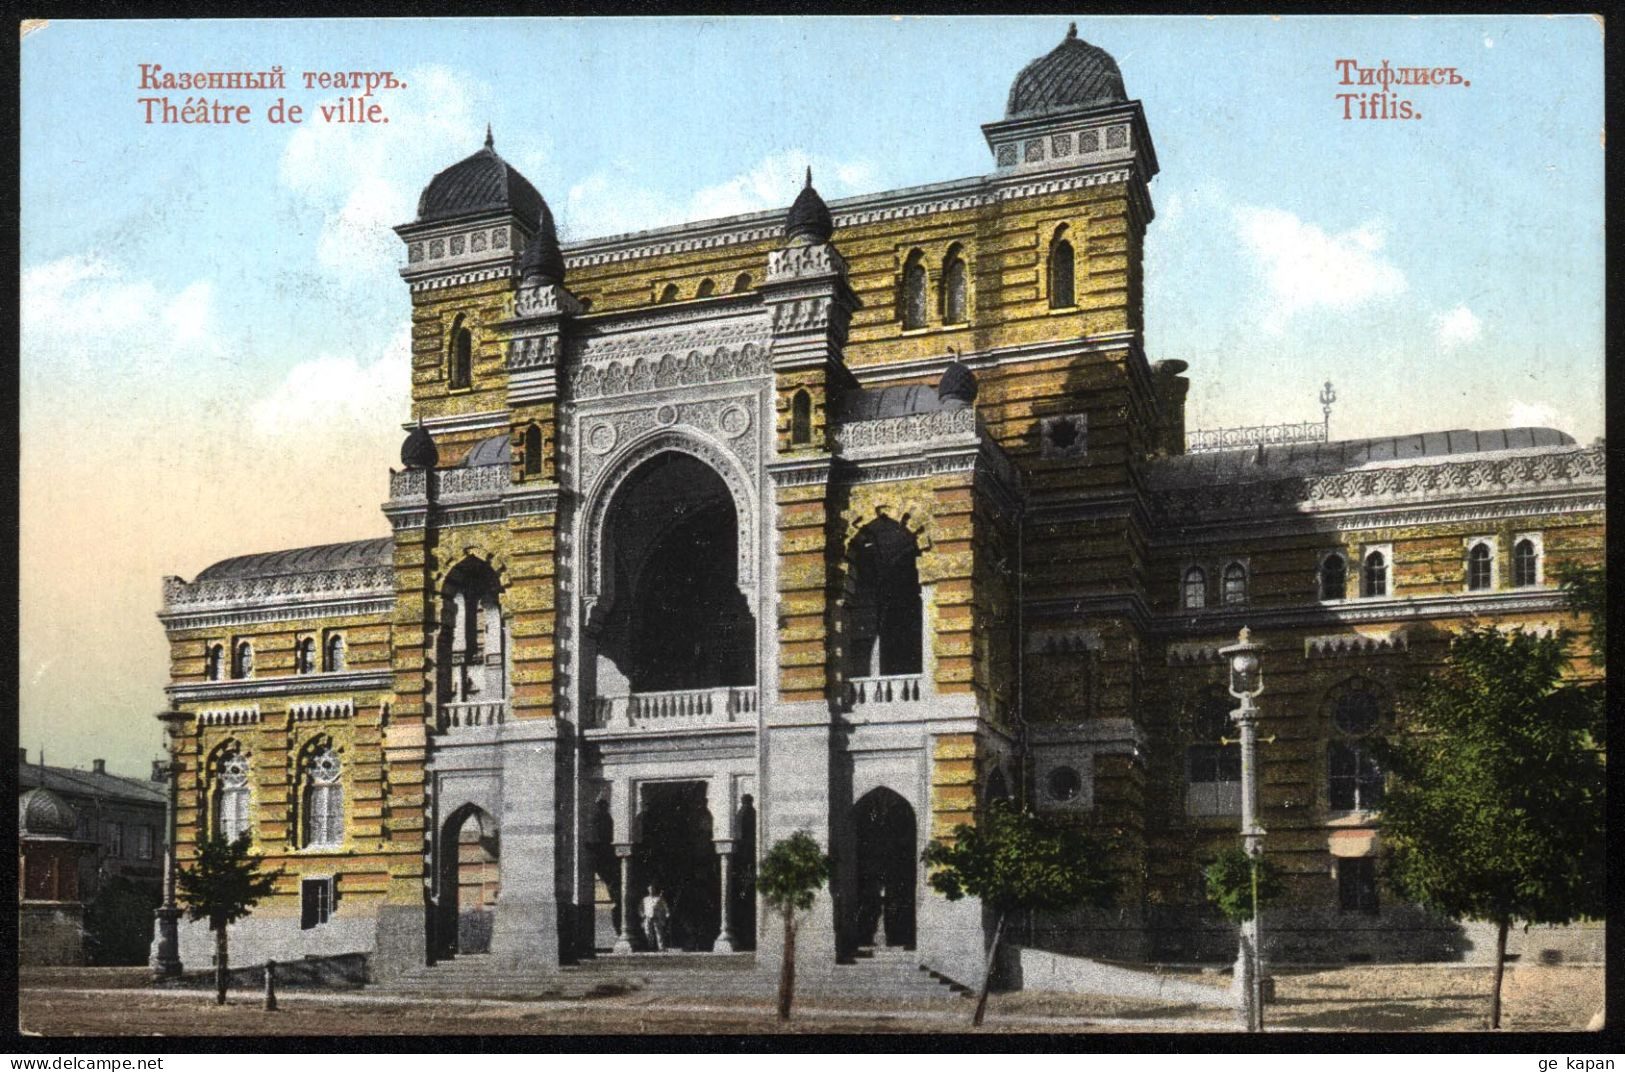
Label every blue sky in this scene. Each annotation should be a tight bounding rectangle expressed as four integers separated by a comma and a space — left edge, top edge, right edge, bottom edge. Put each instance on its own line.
19, 16, 1604, 771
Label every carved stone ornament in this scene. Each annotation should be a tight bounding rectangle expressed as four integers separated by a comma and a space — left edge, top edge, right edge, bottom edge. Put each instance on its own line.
514, 283, 583, 320
765, 243, 848, 285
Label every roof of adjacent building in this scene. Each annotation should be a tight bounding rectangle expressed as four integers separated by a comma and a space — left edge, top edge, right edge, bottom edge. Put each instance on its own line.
417, 129, 547, 225
193, 537, 395, 582
19, 761, 166, 809
1006, 23, 1128, 120
1148, 427, 1580, 488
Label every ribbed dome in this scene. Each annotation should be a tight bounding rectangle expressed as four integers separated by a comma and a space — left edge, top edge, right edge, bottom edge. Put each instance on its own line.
785, 168, 834, 244
19, 787, 78, 840
1006, 24, 1128, 119
464, 433, 511, 468
519, 202, 566, 286
937, 361, 979, 408
416, 128, 547, 225
401, 425, 438, 469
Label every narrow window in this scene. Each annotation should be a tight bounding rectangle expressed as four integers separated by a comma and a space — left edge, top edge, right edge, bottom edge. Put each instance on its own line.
1222, 562, 1247, 605
1048, 225, 1075, 310
1186, 695, 1241, 816
231, 641, 253, 680
1361, 551, 1387, 598
941, 245, 968, 324
1321, 554, 1348, 601
901, 250, 927, 330
1182, 566, 1207, 610
204, 644, 224, 682
107, 822, 124, 858
449, 317, 472, 390
1338, 858, 1379, 914
323, 634, 346, 673
523, 423, 543, 478
1512, 538, 1539, 588
845, 518, 923, 678
696, 278, 716, 298
1329, 684, 1384, 812
214, 750, 250, 843
790, 390, 812, 446
303, 748, 344, 849
295, 637, 315, 675
1467, 542, 1493, 591
300, 877, 333, 929
733, 272, 753, 292
136, 825, 154, 860
658, 283, 679, 303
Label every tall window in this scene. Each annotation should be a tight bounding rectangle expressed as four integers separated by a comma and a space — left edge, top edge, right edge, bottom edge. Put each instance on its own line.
1182, 566, 1207, 610
1329, 684, 1384, 812
1512, 538, 1539, 588
204, 644, 224, 681
1361, 551, 1388, 598
449, 316, 472, 390
301, 877, 334, 929
523, 423, 543, 478
1320, 553, 1348, 601
790, 390, 812, 446
1222, 562, 1248, 605
295, 637, 316, 675
1048, 225, 1075, 309
106, 822, 124, 858
231, 641, 254, 680
696, 278, 716, 298
1186, 694, 1241, 816
323, 634, 345, 673
941, 245, 968, 324
214, 749, 251, 843
1338, 858, 1379, 914
901, 250, 927, 329
846, 518, 923, 678
303, 747, 344, 849
135, 825, 154, 860
1467, 542, 1493, 591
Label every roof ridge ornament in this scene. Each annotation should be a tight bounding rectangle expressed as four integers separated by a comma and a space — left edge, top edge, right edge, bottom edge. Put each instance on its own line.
485, 124, 494, 150
1067, 22, 1077, 39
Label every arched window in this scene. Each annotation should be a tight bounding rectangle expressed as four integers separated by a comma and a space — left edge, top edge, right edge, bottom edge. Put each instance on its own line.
1467, 542, 1493, 591
941, 245, 968, 324
1512, 538, 1539, 588
1048, 225, 1075, 310
1321, 553, 1348, 601
846, 518, 923, 679
323, 634, 345, 673
658, 283, 679, 303
1329, 682, 1385, 811
1222, 562, 1248, 605
790, 390, 812, 446
900, 250, 927, 330
231, 641, 253, 680
204, 644, 224, 682
523, 423, 543, 478
438, 558, 508, 709
449, 316, 472, 390
733, 272, 753, 292
1187, 692, 1240, 815
213, 747, 251, 843
696, 278, 716, 298
1361, 551, 1388, 598
301, 746, 344, 849
294, 637, 315, 675
1182, 566, 1206, 610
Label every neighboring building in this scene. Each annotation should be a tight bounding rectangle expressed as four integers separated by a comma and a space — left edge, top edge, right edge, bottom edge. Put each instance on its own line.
18, 785, 94, 965
156, 26, 1604, 983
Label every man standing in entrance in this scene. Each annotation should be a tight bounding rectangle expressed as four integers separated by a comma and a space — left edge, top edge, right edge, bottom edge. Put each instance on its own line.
640, 885, 671, 951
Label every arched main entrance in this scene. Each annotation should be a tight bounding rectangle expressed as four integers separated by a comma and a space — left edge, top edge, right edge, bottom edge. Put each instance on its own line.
634, 782, 719, 952
850, 787, 918, 951
434, 804, 499, 960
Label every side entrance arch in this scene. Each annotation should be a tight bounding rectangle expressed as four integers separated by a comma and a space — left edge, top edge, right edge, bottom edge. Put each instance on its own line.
850, 787, 918, 951
433, 804, 499, 960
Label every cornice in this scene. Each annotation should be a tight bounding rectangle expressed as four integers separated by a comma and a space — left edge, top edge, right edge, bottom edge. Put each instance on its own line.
167, 670, 393, 703
402, 409, 509, 435
159, 596, 396, 632
1147, 587, 1575, 636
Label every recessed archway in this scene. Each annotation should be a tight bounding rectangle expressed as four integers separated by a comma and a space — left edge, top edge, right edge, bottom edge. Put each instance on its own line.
435, 804, 499, 960
849, 787, 918, 952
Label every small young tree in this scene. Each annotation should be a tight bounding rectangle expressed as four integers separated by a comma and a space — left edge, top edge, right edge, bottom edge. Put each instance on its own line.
175, 833, 279, 1005
1202, 845, 1284, 925
756, 830, 831, 1022
1380, 625, 1605, 1029
924, 799, 1117, 1027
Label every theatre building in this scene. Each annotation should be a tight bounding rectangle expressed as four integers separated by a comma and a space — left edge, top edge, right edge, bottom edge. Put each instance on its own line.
155, 26, 1604, 984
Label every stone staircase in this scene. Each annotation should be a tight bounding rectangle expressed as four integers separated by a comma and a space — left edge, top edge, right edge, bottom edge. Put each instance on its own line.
823, 946, 973, 1003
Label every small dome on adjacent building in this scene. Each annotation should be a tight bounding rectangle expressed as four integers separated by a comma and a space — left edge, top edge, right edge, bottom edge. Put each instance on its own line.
1006, 24, 1128, 119
19, 787, 77, 840
464, 433, 512, 468
401, 425, 438, 469
416, 127, 548, 225
785, 167, 835, 244
937, 361, 979, 408
519, 202, 567, 287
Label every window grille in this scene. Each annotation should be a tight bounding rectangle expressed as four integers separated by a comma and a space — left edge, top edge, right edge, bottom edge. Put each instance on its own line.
1222, 562, 1247, 605
1512, 538, 1539, 588
1467, 542, 1493, 591
216, 752, 250, 842
1362, 551, 1387, 597
305, 748, 344, 848
1182, 566, 1206, 610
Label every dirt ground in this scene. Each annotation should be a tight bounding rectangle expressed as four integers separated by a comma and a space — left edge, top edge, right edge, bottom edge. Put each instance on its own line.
16, 963, 1604, 1036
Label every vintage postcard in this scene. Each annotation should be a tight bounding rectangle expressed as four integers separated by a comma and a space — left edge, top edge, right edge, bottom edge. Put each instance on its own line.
15, 14, 1606, 1044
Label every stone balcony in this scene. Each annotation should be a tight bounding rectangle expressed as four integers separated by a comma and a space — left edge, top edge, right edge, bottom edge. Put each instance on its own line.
437, 700, 508, 733
586, 686, 759, 733
840, 673, 926, 709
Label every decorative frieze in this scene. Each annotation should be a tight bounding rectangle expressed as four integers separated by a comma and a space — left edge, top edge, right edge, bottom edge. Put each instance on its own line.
197, 706, 261, 728
1304, 631, 1409, 658
765, 243, 848, 284
162, 566, 394, 612
1166, 640, 1226, 666
508, 335, 559, 370
571, 344, 770, 400
290, 700, 355, 722
833, 407, 976, 454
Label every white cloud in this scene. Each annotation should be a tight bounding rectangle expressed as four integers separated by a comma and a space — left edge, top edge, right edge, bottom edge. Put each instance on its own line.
1432, 304, 1483, 349
249, 325, 411, 436
21, 255, 219, 372
1506, 400, 1559, 428
1232, 206, 1407, 333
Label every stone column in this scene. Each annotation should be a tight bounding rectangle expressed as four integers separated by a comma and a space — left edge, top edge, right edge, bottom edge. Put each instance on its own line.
612, 844, 634, 955
149, 710, 187, 979
714, 839, 736, 953
486, 719, 561, 974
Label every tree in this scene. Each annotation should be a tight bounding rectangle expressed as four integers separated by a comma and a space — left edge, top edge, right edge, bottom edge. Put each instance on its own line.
1555, 561, 1605, 668
1202, 845, 1284, 924
756, 830, 831, 1022
175, 833, 279, 1005
84, 876, 161, 965
923, 799, 1117, 1027
1379, 625, 1605, 1029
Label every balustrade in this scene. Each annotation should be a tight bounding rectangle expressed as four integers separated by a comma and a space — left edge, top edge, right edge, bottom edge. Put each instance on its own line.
439, 700, 508, 730
588, 686, 758, 730
842, 673, 925, 707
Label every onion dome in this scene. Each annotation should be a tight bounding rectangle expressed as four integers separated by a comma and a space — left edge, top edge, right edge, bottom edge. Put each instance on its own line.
19, 787, 78, 840
416, 126, 547, 225
519, 202, 567, 286
937, 361, 979, 408
785, 167, 835, 244
401, 425, 438, 469
1006, 23, 1128, 119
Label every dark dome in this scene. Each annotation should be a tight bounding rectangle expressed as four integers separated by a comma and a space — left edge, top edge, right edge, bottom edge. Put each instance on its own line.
1006, 24, 1128, 119
416, 128, 547, 225
19, 787, 77, 840
401, 425, 438, 469
785, 168, 834, 244
937, 361, 979, 408
519, 202, 566, 286
464, 433, 511, 468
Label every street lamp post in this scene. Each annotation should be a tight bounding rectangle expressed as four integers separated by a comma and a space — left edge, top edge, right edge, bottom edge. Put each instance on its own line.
1219, 627, 1266, 1032
149, 708, 188, 979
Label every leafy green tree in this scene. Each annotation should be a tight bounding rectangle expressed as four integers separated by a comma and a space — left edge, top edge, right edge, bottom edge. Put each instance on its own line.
1555, 561, 1605, 668
84, 876, 161, 966
1379, 625, 1604, 1029
924, 799, 1117, 1027
756, 830, 831, 1022
175, 833, 279, 1005
1203, 846, 1284, 924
